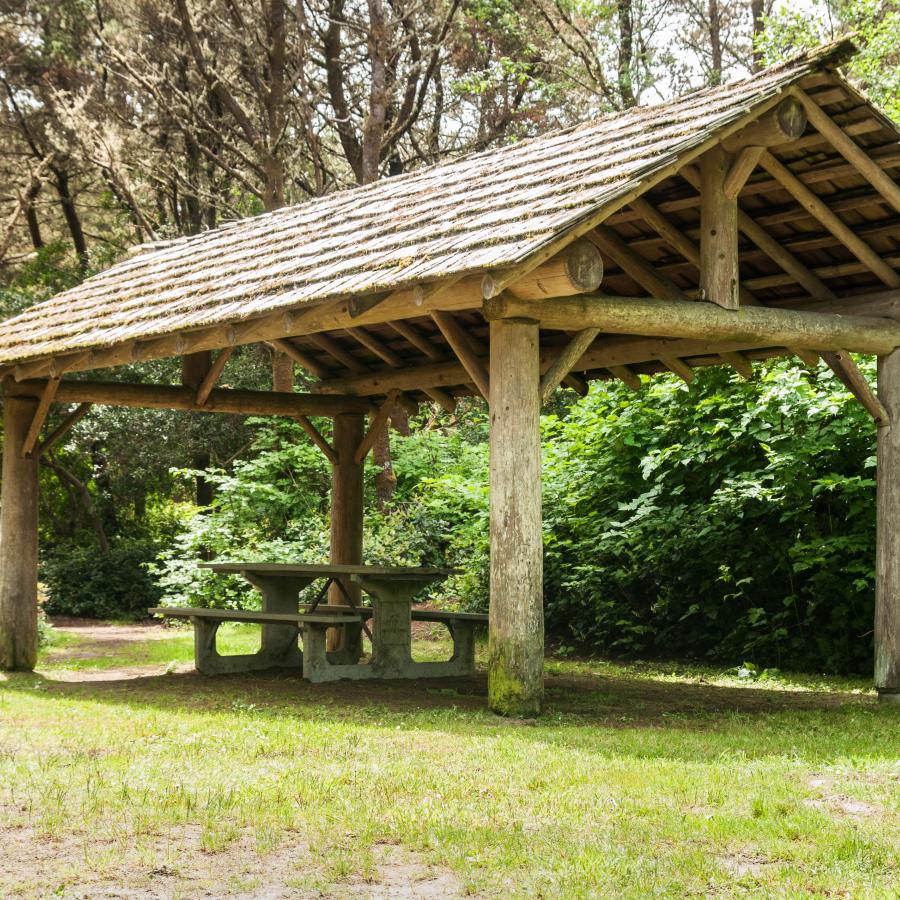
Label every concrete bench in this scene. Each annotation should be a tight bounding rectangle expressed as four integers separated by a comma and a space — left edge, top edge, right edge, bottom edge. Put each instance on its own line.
148, 606, 362, 675
149, 604, 488, 681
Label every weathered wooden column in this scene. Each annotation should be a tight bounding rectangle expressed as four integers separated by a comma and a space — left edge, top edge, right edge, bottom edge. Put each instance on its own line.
699, 145, 739, 310
876, 350, 900, 704
488, 317, 543, 716
0, 394, 40, 670
328, 413, 365, 653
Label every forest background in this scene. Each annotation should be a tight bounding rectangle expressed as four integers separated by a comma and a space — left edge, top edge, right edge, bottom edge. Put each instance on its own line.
1, 0, 898, 674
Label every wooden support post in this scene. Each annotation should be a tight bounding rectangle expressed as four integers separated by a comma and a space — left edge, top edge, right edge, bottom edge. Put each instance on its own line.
488, 318, 543, 716
876, 350, 900, 703
700, 145, 740, 309
0, 395, 40, 670
272, 350, 294, 392
328, 414, 365, 653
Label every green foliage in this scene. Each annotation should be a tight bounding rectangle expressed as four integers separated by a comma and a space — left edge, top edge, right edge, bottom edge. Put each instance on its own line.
540, 361, 876, 673
758, 0, 900, 121
41, 537, 167, 619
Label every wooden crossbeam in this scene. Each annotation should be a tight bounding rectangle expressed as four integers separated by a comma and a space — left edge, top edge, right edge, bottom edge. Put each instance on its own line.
431, 310, 490, 399
354, 390, 400, 464
8, 380, 375, 417
539, 328, 601, 403
21, 378, 60, 457
295, 415, 338, 464
38, 403, 92, 456
758, 150, 900, 289
791, 87, 900, 215
484, 293, 900, 355
820, 350, 888, 425
196, 347, 234, 406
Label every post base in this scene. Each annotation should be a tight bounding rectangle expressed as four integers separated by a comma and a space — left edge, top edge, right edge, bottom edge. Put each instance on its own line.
877, 690, 900, 705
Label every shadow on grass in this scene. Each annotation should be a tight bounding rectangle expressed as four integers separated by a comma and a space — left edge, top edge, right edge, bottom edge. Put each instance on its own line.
3, 655, 889, 728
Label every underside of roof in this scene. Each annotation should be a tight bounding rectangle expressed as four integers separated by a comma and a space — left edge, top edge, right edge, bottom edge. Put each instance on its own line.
1, 38, 894, 377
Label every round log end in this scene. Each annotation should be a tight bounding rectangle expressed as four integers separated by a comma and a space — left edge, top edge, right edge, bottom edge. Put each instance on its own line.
775, 97, 808, 142
482, 273, 499, 300
564, 238, 604, 292
412, 285, 426, 306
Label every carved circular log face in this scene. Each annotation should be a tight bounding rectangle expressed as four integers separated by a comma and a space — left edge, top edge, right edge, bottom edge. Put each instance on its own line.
777, 96, 808, 142
564, 238, 604, 292
721, 97, 808, 152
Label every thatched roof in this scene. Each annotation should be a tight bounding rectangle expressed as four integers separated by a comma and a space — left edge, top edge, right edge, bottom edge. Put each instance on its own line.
0, 39, 881, 368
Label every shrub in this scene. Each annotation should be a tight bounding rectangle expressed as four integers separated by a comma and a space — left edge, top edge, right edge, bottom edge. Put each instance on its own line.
42, 537, 166, 619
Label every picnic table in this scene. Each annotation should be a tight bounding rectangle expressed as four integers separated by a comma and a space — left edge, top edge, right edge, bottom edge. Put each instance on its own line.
149, 563, 486, 682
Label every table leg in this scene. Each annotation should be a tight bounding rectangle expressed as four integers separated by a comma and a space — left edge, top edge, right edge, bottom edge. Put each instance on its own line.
242, 573, 314, 669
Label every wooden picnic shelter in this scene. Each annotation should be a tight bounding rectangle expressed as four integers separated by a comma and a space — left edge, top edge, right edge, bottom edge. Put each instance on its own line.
0, 39, 898, 713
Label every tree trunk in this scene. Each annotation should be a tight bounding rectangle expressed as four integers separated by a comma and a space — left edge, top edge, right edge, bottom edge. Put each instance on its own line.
488, 318, 543, 716
876, 350, 900, 703
0, 396, 40, 671
52, 167, 88, 273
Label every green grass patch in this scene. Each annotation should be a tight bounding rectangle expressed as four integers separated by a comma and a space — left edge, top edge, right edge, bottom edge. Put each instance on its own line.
1, 627, 897, 897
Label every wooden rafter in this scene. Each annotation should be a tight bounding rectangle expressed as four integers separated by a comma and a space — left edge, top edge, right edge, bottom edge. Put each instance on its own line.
431, 310, 490, 399
21, 377, 60, 457
354, 390, 400, 464
791, 87, 900, 215
607, 145, 900, 225
308, 332, 370, 374
271, 338, 332, 378
758, 150, 900, 289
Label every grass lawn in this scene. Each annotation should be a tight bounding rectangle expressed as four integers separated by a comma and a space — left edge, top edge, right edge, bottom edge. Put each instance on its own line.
1, 621, 897, 898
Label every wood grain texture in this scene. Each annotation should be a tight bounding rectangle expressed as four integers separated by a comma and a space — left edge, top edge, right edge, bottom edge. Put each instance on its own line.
0, 396, 40, 670
876, 350, 900, 701
488, 318, 543, 716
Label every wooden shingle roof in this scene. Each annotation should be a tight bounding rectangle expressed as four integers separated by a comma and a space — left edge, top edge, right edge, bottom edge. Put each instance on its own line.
0, 40, 868, 368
